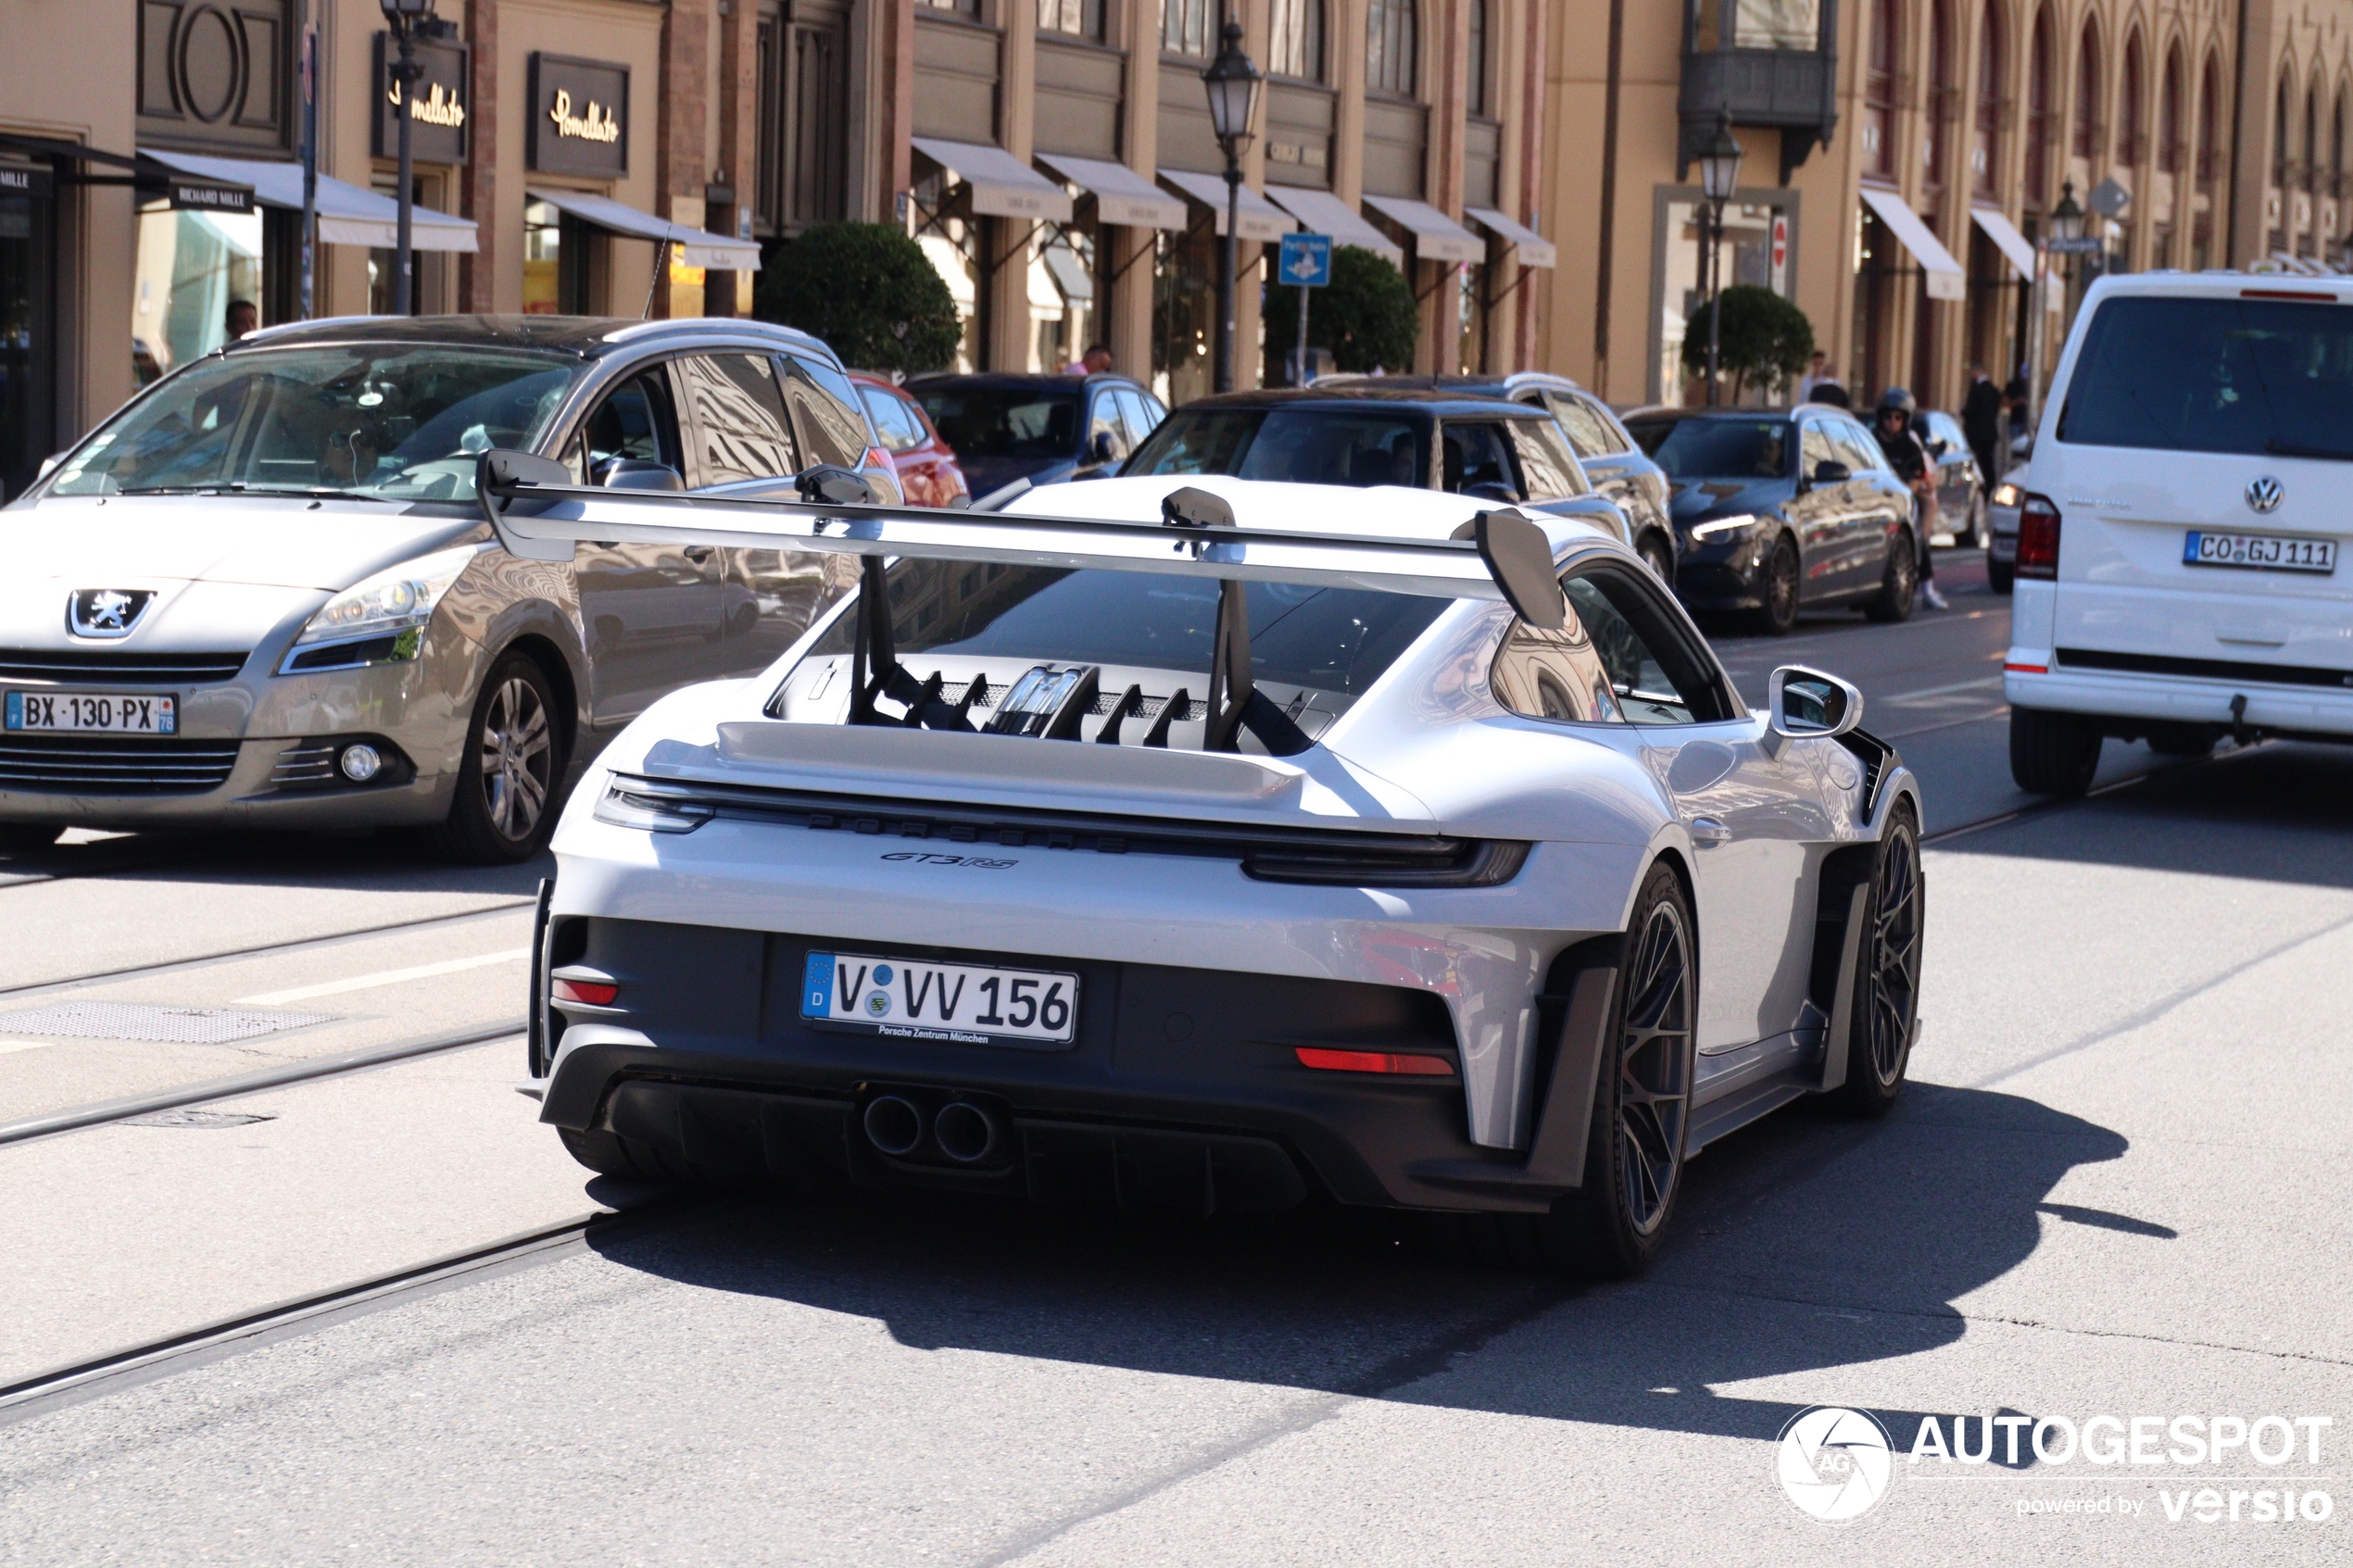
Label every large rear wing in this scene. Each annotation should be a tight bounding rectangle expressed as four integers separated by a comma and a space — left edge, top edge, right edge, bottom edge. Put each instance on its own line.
476, 450, 1566, 756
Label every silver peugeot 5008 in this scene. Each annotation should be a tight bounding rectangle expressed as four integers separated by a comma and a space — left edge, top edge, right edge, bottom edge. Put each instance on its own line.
0, 315, 896, 862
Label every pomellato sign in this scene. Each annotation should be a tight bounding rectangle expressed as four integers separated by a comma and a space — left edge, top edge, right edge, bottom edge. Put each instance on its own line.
528, 54, 629, 180
372, 34, 471, 164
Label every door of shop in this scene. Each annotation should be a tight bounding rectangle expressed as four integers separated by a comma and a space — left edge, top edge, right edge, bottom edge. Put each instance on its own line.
0, 163, 54, 501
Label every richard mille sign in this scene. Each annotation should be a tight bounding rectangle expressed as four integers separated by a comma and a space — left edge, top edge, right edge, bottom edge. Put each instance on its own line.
528, 54, 629, 179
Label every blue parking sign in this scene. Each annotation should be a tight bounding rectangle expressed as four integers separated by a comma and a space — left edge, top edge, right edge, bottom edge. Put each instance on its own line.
1277, 232, 1332, 288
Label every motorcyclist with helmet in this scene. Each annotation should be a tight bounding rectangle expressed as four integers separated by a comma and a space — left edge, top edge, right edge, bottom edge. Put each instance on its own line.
1871, 386, 1948, 611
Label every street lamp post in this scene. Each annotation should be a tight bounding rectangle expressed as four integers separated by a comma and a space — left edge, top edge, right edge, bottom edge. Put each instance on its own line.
1695, 109, 1743, 407
380, 0, 441, 317
2030, 180, 2088, 426
1202, 18, 1263, 394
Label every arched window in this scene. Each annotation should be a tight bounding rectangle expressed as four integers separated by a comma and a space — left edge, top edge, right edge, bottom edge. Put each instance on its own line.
2120, 33, 2145, 167
1924, 0, 1954, 188
2160, 45, 2184, 174
2072, 19, 2103, 159
2335, 89, 2347, 196
2305, 82, 2321, 194
1161, 0, 1210, 57
1270, 0, 1323, 82
1973, 3, 2004, 198
2276, 72, 2294, 189
1367, 0, 1416, 97
2025, 10, 2054, 205
1466, 0, 1488, 115
1865, 0, 1899, 178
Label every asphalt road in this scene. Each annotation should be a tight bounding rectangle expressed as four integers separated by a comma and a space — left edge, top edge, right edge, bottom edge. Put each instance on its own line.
2, 559, 2346, 1565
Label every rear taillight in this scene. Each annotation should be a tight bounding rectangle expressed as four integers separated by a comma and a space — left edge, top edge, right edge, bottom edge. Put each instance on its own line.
863, 446, 893, 473
1294, 1047, 1457, 1077
2017, 495, 2062, 580
552, 976, 619, 1007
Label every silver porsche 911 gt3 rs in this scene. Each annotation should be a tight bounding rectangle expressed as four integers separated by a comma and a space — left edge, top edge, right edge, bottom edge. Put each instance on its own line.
499, 460, 1924, 1277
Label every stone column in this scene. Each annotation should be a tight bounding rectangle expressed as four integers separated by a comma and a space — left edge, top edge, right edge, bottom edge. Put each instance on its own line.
986, 0, 1040, 369
459, 0, 499, 312
656, 0, 711, 318
709, 0, 760, 316
1108, 0, 1161, 381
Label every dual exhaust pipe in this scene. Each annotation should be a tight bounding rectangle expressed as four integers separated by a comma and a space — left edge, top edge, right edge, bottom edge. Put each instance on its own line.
862, 1092, 1003, 1165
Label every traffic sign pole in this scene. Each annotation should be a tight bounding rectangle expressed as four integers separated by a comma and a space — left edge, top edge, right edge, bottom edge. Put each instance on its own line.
1276, 232, 1332, 386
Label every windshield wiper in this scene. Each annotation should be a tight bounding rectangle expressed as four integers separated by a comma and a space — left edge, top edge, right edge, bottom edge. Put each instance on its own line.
224, 483, 390, 500
2263, 438, 2353, 462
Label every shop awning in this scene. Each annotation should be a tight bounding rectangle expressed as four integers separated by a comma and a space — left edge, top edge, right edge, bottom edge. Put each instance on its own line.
147, 151, 476, 251
1464, 207, 1556, 270
1158, 169, 1296, 243
0, 132, 251, 213
1860, 185, 1965, 300
1035, 153, 1187, 231
912, 138, 1074, 222
1363, 195, 1486, 265
1260, 186, 1400, 263
1969, 207, 2037, 282
525, 188, 760, 270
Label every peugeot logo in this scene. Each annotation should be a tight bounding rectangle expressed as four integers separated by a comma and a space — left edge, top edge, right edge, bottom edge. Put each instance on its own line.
68, 588, 156, 640
2246, 475, 2285, 514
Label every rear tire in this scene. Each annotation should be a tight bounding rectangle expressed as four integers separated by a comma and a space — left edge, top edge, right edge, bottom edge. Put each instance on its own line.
423, 653, 567, 865
1953, 495, 1983, 547
1865, 530, 1919, 622
1987, 558, 2015, 594
0, 823, 63, 853
1639, 533, 1677, 589
1745, 534, 1801, 636
2009, 708, 2103, 797
1830, 801, 1922, 1118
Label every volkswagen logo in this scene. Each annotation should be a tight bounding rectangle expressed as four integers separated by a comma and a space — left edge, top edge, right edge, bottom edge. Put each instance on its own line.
2246, 475, 2285, 514
67, 588, 157, 640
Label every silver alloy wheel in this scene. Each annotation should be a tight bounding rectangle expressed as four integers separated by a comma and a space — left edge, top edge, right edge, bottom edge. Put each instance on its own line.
1617, 898, 1693, 1236
1867, 824, 1923, 1084
478, 674, 553, 842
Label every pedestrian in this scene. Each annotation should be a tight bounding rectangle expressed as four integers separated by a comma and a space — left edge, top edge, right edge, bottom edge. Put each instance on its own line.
1808, 379, 1852, 409
224, 299, 257, 344
1066, 343, 1113, 376
1873, 386, 1948, 610
2004, 373, 2032, 443
1960, 361, 2003, 495
1794, 350, 1831, 403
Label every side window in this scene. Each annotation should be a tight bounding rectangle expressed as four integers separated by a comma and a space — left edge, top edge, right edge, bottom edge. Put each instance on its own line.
1113, 388, 1157, 447
1441, 421, 1518, 495
1800, 420, 1838, 475
1575, 395, 1632, 454
1504, 418, 1586, 500
779, 353, 873, 469
1087, 393, 1130, 461
674, 354, 799, 485
1831, 422, 1885, 475
1562, 566, 1735, 725
1490, 599, 1625, 725
1544, 391, 1617, 458
858, 385, 924, 453
579, 367, 683, 483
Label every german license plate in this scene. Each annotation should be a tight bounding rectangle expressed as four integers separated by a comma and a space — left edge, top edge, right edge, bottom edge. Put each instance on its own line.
800, 951, 1079, 1047
4, 691, 178, 734
2183, 531, 2337, 573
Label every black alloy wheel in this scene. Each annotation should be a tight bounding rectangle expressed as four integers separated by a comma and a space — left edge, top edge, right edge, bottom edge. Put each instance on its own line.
1866, 528, 1918, 622
1748, 534, 1801, 636
1833, 801, 1922, 1116
426, 653, 567, 864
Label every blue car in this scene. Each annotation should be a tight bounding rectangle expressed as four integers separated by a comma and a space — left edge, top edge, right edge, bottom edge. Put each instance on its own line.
908, 372, 1166, 503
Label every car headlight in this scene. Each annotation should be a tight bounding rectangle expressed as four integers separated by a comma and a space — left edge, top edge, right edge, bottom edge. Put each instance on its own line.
1990, 483, 2022, 508
1688, 513, 1760, 541
290, 544, 484, 660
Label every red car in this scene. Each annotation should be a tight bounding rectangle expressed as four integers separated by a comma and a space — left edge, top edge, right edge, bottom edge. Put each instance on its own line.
850, 372, 970, 508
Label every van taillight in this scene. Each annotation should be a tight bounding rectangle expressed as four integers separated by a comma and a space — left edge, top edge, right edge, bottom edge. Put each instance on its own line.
2017, 495, 2062, 580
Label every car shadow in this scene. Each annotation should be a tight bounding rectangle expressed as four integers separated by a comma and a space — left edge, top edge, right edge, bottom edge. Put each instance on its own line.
584, 1082, 2124, 1458
0, 826, 552, 897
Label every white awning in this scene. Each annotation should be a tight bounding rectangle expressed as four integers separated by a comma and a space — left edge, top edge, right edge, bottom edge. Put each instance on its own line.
1464, 206, 1556, 270
1362, 195, 1486, 265
1259, 186, 1402, 264
525, 189, 760, 270
145, 150, 477, 252
1860, 185, 1965, 300
1156, 169, 1295, 242
1969, 206, 2037, 282
912, 137, 1074, 222
1036, 153, 1187, 231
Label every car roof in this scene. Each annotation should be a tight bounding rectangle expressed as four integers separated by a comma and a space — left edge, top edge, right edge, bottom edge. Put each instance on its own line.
1168, 386, 1555, 418
1624, 406, 1810, 422
2076, 269, 2353, 303
228, 313, 836, 361
904, 371, 1148, 393
1004, 473, 1624, 557
1317, 371, 1593, 399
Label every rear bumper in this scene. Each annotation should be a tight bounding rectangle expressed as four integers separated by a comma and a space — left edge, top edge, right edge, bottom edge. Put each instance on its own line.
2006, 659, 2353, 738
535, 916, 1565, 1214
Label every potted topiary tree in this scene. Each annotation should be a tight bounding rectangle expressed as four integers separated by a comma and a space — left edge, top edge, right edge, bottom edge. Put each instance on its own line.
754, 221, 964, 375
1261, 246, 1419, 381
1680, 284, 1818, 405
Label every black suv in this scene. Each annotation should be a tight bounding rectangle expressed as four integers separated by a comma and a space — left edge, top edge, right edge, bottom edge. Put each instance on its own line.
1119, 385, 1631, 545
1318, 371, 1675, 582
907, 372, 1166, 503
1623, 404, 1920, 634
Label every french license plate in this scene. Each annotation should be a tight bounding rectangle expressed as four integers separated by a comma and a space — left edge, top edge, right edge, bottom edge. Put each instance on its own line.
2183, 531, 2337, 573
4, 691, 178, 734
800, 951, 1079, 1047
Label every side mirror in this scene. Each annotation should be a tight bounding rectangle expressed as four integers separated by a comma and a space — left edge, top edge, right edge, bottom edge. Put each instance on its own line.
1809, 459, 1852, 487
36, 453, 62, 483
796, 464, 877, 505
1088, 429, 1118, 465
601, 458, 684, 492
1766, 664, 1863, 756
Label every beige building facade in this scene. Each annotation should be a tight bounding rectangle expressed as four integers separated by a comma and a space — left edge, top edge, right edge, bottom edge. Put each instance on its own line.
1539, 1, 2353, 417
